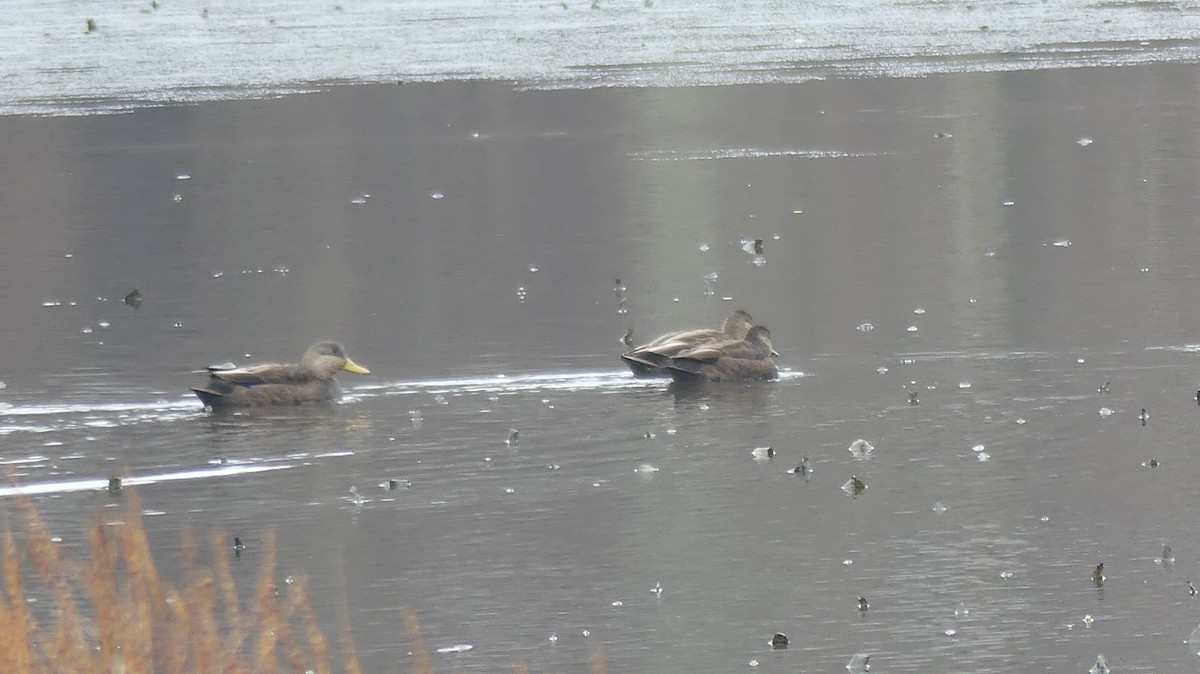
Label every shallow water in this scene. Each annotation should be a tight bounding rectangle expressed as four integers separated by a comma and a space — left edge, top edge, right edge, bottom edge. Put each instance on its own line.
5, 64, 1200, 671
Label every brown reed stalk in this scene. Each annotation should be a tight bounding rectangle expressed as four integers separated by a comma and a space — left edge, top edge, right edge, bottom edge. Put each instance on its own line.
0, 521, 36, 672
339, 603, 364, 674
290, 573, 332, 674
590, 642, 608, 674
83, 510, 119, 672
404, 606, 435, 674
252, 530, 282, 674
1, 489, 380, 674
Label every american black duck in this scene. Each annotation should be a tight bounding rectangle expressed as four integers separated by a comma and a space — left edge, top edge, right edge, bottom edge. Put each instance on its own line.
663, 325, 778, 383
621, 309, 754, 377
192, 341, 369, 409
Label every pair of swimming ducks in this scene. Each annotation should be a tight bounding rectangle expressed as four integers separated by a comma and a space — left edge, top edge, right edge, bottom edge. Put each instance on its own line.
191, 310, 777, 409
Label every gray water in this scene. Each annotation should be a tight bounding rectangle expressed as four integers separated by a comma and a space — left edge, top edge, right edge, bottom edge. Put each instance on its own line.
5, 42, 1200, 674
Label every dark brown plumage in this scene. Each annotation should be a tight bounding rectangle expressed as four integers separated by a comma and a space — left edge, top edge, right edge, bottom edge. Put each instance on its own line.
664, 325, 778, 383
191, 341, 370, 409
621, 309, 754, 377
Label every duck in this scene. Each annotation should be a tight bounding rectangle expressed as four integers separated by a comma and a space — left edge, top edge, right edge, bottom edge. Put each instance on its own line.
664, 325, 778, 383
621, 309, 754, 377
191, 341, 370, 409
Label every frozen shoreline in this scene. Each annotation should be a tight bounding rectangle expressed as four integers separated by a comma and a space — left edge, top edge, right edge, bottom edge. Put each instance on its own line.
3, 0, 1200, 116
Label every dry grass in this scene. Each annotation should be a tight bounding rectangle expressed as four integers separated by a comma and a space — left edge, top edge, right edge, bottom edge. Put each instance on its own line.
0, 489, 607, 674
0, 489, 359, 674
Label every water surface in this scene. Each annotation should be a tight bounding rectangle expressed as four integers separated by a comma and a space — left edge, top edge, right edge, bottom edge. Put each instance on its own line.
3, 65, 1200, 672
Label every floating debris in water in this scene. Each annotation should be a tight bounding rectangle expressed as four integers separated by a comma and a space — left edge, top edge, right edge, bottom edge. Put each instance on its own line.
634, 464, 659, 474
932, 501, 947, 514
848, 439, 874, 458
1077, 137, 1094, 146
751, 446, 774, 460
611, 600, 623, 606
505, 429, 519, 446
787, 457, 813, 477
846, 653, 870, 673
123, 288, 142, 309
380, 478, 410, 491
107, 476, 122, 496
1093, 562, 1105, 587
651, 581, 663, 596
1098, 407, 1114, 417
1140, 408, 1150, 425
842, 476, 866, 496
971, 444, 985, 453
856, 323, 874, 332
954, 601, 969, 618
1098, 382, 1110, 394
770, 632, 788, 649
435, 644, 473, 654
1089, 655, 1108, 674
621, 328, 634, 346
857, 595, 869, 612
1052, 239, 1071, 247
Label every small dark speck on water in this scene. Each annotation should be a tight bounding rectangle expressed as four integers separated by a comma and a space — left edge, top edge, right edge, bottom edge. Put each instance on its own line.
123, 288, 142, 309
85, 18, 97, 33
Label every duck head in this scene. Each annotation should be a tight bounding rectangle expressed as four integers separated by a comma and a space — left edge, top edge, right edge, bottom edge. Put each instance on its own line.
302, 341, 370, 379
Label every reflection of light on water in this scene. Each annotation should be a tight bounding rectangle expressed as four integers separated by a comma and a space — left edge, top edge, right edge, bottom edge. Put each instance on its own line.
353, 369, 806, 397
0, 462, 294, 498
0, 399, 202, 436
